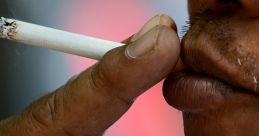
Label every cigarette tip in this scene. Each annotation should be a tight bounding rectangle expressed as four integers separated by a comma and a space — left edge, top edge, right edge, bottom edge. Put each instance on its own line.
0, 17, 17, 39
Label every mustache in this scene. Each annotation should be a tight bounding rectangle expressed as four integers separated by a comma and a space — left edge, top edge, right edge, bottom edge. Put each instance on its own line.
181, 7, 241, 34
180, 9, 219, 40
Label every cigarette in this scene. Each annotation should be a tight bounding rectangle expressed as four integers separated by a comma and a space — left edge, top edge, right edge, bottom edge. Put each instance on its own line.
0, 17, 125, 60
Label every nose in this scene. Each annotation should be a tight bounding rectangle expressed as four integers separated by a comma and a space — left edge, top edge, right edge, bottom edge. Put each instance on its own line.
188, 0, 259, 17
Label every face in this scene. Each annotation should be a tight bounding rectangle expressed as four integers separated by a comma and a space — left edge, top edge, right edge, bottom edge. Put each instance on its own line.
163, 0, 259, 135
183, 0, 259, 92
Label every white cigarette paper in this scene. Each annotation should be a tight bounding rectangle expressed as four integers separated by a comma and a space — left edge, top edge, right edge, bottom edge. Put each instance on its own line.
0, 17, 125, 60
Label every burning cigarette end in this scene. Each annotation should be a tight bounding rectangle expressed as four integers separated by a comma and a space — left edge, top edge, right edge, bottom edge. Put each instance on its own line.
0, 17, 17, 39
0, 17, 124, 60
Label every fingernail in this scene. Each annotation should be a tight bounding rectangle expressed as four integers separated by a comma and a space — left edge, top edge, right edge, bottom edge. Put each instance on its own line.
131, 14, 162, 42
131, 14, 177, 42
125, 27, 160, 59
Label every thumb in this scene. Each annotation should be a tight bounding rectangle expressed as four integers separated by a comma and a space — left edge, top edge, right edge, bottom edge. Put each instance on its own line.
0, 15, 180, 136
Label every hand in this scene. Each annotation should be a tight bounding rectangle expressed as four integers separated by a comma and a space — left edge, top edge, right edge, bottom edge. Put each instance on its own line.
0, 15, 180, 136
163, 0, 259, 136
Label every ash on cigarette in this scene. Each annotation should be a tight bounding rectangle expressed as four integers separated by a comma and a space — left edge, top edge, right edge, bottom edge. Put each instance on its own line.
0, 17, 17, 39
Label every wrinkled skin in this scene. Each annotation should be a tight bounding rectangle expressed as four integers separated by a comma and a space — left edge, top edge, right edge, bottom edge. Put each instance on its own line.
163, 0, 259, 136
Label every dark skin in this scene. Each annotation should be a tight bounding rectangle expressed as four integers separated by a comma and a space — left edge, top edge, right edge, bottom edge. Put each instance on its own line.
0, 0, 258, 136
163, 0, 259, 135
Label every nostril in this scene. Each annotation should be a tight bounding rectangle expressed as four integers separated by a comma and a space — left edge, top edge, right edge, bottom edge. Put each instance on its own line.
210, 0, 241, 13
188, 0, 239, 18
218, 0, 239, 3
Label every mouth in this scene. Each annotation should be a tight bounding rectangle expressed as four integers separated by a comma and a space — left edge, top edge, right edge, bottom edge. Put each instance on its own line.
179, 10, 259, 93
162, 8, 259, 116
